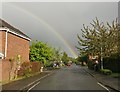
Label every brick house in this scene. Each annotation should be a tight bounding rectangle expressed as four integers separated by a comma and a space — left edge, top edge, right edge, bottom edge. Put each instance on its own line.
0, 19, 31, 81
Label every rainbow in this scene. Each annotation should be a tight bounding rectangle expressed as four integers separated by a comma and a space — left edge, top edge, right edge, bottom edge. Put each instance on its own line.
7, 3, 77, 58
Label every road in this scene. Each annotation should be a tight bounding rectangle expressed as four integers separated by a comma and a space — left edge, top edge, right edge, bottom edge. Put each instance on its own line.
28, 64, 108, 91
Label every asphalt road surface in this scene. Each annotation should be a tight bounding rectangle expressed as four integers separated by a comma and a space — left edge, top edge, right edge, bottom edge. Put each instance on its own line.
28, 64, 108, 91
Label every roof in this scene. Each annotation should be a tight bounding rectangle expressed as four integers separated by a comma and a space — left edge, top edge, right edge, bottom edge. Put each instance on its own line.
0, 19, 31, 41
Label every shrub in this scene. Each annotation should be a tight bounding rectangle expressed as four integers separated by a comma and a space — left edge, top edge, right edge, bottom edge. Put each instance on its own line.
17, 68, 24, 77
75, 61, 80, 65
20, 62, 32, 77
17, 61, 44, 77
44, 62, 53, 67
100, 69, 112, 75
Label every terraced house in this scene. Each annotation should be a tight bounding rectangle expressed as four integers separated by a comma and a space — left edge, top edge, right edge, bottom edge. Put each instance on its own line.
0, 19, 31, 81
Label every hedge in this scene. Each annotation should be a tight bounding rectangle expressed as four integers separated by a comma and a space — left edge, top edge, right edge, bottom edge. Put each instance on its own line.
18, 62, 31, 77
103, 53, 120, 73
31, 62, 43, 73
87, 60, 94, 70
17, 61, 43, 77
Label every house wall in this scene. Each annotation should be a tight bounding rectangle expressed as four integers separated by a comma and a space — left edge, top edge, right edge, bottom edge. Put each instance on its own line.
0, 31, 5, 55
0, 31, 3, 82
0, 60, 11, 81
7, 32, 30, 62
0, 31, 6, 82
0, 31, 30, 82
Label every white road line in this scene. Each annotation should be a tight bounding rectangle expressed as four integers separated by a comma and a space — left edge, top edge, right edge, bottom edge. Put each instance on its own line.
97, 82, 110, 92
26, 73, 51, 92
20, 72, 52, 91
27, 81, 40, 92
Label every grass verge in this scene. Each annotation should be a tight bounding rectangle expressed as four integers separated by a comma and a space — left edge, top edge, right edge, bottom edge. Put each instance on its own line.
110, 73, 120, 78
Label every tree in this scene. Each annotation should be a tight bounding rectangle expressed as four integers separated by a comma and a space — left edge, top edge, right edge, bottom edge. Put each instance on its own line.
68, 57, 76, 63
51, 48, 62, 61
29, 41, 53, 65
76, 18, 118, 58
76, 18, 119, 69
61, 52, 69, 64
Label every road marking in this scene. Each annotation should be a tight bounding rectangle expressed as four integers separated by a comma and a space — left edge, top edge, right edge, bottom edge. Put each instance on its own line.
20, 72, 53, 91
97, 82, 110, 92
26, 73, 52, 92
27, 81, 40, 92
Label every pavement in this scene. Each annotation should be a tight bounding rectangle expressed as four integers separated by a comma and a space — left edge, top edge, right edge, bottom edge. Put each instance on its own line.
82, 66, 120, 92
2, 71, 52, 92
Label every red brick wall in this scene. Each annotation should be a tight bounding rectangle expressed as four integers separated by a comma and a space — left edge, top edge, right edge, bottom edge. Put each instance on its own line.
0, 31, 2, 52
0, 31, 5, 54
7, 32, 30, 62
0, 61, 2, 82
0, 31, 30, 82
0, 31, 30, 61
0, 60, 11, 81
0, 31, 8, 82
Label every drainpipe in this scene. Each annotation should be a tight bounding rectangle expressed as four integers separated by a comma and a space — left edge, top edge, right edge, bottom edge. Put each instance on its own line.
4, 29, 9, 59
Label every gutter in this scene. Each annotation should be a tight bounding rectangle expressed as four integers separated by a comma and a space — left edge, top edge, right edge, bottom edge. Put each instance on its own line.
0, 28, 31, 41
9, 29, 31, 41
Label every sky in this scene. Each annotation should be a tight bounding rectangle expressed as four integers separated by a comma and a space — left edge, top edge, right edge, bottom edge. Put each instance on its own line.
1, 1, 118, 58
